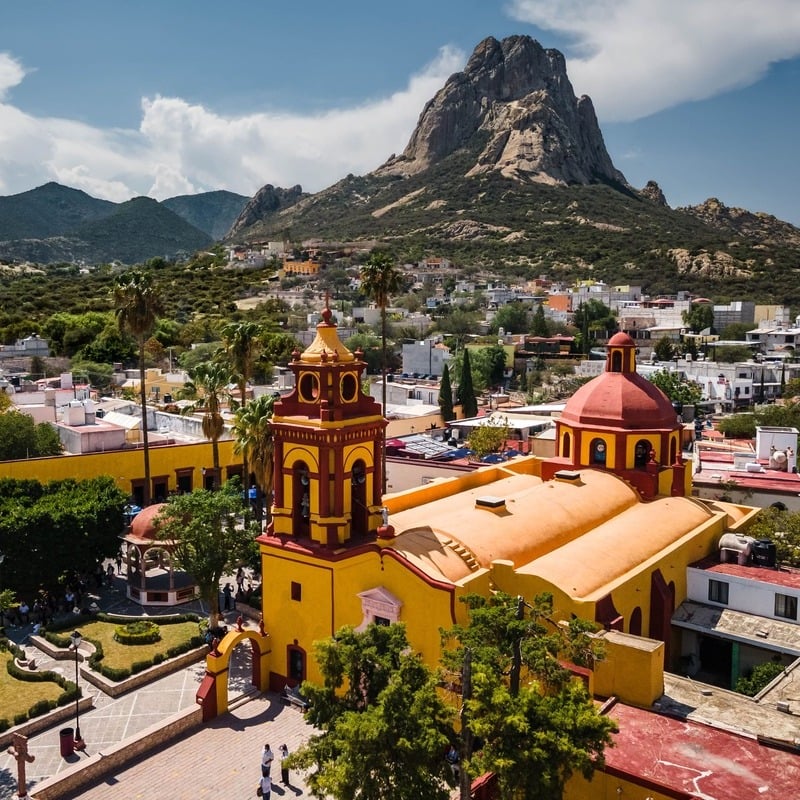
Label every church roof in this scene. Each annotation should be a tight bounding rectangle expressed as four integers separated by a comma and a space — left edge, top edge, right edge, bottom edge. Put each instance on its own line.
388, 465, 717, 598
300, 306, 355, 364
560, 331, 677, 429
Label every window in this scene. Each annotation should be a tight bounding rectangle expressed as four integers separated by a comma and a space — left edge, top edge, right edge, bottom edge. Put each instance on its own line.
708, 579, 729, 605
291, 581, 302, 602
775, 593, 797, 620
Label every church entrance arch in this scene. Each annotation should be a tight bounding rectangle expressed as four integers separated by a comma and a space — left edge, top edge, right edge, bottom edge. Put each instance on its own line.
195, 625, 271, 721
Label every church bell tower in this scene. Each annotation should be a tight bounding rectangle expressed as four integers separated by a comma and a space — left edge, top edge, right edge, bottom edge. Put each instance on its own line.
268, 304, 387, 546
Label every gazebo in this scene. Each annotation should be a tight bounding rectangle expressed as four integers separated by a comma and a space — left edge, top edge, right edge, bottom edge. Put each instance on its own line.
121, 504, 198, 606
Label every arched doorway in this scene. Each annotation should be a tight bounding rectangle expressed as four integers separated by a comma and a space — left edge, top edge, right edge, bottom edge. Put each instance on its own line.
634, 439, 650, 468
196, 626, 271, 721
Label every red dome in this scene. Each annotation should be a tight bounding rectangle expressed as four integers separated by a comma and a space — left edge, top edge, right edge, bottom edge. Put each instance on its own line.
561, 372, 678, 430
607, 331, 636, 347
129, 503, 168, 542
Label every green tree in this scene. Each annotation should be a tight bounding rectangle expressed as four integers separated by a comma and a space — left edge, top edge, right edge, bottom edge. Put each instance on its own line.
720, 322, 753, 341
185, 362, 232, 488
113, 270, 163, 506
0, 411, 62, 460
458, 348, 478, 418
715, 345, 754, 363
747, 506, 800, 567
531, 304, 549, 337
717, 413, 757, 439
292, 624, 455, 800
682, 303, 715, 333
490, 303, 529, 335
735, 661, 785, 696
653, 336, 675, 362
220, 320, 262, 486
0, 476, 126, 595
647, 369, 702, 406
359, 251, 404, 493
468, 417, 510, 459
438, 363, 455, 422
573, 301, 616, 353
153, 484, 258, 626
233, 393, 276, 528
441, 592, 615, 800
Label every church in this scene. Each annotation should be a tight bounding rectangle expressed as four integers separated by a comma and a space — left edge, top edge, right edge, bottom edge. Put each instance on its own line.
257, 309, 757, 707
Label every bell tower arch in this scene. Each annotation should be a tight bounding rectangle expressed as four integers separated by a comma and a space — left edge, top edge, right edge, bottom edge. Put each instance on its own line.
269, 303, 386, 545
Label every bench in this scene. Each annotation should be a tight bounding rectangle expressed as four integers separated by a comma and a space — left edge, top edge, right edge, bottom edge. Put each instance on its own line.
283, 684, 309, 711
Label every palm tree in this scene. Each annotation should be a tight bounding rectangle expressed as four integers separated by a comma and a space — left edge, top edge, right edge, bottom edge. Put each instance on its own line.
233, 393, 276, 528
220, 321, 262, 486
359, 250, 403, 493
187, 362, 232, 489
113, 270, 163, 506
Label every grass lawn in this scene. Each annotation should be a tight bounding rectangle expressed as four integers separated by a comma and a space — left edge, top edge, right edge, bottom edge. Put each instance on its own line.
0, 650, 63, 723
77, 620, 202, 671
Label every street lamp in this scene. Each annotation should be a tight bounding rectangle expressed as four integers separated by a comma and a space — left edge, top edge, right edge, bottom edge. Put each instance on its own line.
69, 630, 85, 749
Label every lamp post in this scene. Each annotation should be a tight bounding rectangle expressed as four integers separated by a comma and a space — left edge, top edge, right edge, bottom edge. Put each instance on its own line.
0, 551, 5, 627
69, 630, 85, 749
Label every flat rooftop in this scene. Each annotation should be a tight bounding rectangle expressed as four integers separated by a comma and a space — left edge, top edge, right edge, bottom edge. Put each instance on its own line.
690, 556, 800, 591
605, 699, 800, 797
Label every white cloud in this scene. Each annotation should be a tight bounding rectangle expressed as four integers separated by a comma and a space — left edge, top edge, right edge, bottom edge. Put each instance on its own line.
0, 52, 27, 100
508, 0, 800, 120
0, 45, 464, 203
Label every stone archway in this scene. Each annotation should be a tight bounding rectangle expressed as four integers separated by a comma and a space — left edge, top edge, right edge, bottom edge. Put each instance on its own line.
196, 625, 271, 721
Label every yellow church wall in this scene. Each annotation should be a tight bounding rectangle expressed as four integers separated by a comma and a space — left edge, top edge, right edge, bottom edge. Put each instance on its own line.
592, 630, 664, 707
0, 440, 237, 495
260, 550, 334, 685
259, 543, 458, 686
580, 433, 615, 466
565, 771, 674, 800
624, 434, 659, 467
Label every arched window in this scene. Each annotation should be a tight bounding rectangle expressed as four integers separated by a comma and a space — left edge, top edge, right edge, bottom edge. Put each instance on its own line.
350, 460, 368, 536
611, 351, 623, 372
629, 606, 642, 636
562, 432, 571, 459
292, 461, 310, 536
591, 438, 607, 466
634, 439, 650, 468
669, 438, 677, 464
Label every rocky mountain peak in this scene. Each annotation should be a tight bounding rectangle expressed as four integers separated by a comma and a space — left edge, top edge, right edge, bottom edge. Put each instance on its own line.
639, 180, 669, 207
226, 184, 305, 239
377, 35, 627, 188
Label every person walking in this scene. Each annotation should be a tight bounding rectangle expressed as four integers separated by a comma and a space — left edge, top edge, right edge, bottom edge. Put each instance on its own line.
261, 743, 274, 777
222, 583, 233, 612
278, 743, 290, 785
258, 773, 271, 799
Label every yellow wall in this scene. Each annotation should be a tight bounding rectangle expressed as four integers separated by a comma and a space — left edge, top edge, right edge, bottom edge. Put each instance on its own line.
592, 631, 664, 707
261, 544, 457, 685
566, 771, 675, 800
0, 439, 239, 496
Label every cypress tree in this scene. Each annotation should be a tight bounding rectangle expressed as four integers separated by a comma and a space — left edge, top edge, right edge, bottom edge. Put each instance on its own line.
439, 363, 455, 422
459, 349, 478, 418
531, 304, 549, 336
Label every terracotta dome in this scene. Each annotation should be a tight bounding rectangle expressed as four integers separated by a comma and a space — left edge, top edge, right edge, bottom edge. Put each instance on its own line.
129, 503, 168, 542
561, 332, 678, 430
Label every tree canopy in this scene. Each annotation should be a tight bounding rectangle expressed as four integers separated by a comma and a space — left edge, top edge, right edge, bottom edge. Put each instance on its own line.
441, 592, 616, 800
0, 476, 126, 595
0, 411, 62, 460
457, 348, 477, 418
292, 623, 455, 800
646, 369, 702, 406
153, 483, 258, 625
438, 363, 455, 423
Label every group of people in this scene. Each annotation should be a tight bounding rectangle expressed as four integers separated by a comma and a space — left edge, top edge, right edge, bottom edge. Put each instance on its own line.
259, 743, 290, 798
221, 566, 256, 612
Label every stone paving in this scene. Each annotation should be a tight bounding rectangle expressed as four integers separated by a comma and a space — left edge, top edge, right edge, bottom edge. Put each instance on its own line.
0, 567, 318, 800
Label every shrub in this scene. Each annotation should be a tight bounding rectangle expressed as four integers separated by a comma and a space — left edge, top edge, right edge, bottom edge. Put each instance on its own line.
114, 620, 161, 645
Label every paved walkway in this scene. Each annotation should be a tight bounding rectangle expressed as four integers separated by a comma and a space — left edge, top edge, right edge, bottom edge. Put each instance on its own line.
0, 567, 320, 800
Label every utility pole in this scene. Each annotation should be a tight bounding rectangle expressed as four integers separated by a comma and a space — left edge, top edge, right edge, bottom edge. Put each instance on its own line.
460, 647, 473, 800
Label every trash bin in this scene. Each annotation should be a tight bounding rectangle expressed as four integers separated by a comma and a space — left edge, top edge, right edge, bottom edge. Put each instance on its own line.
59, 727, 74, 757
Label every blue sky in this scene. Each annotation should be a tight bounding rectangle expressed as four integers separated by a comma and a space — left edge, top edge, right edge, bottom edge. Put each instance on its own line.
1, 0, 799, 224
